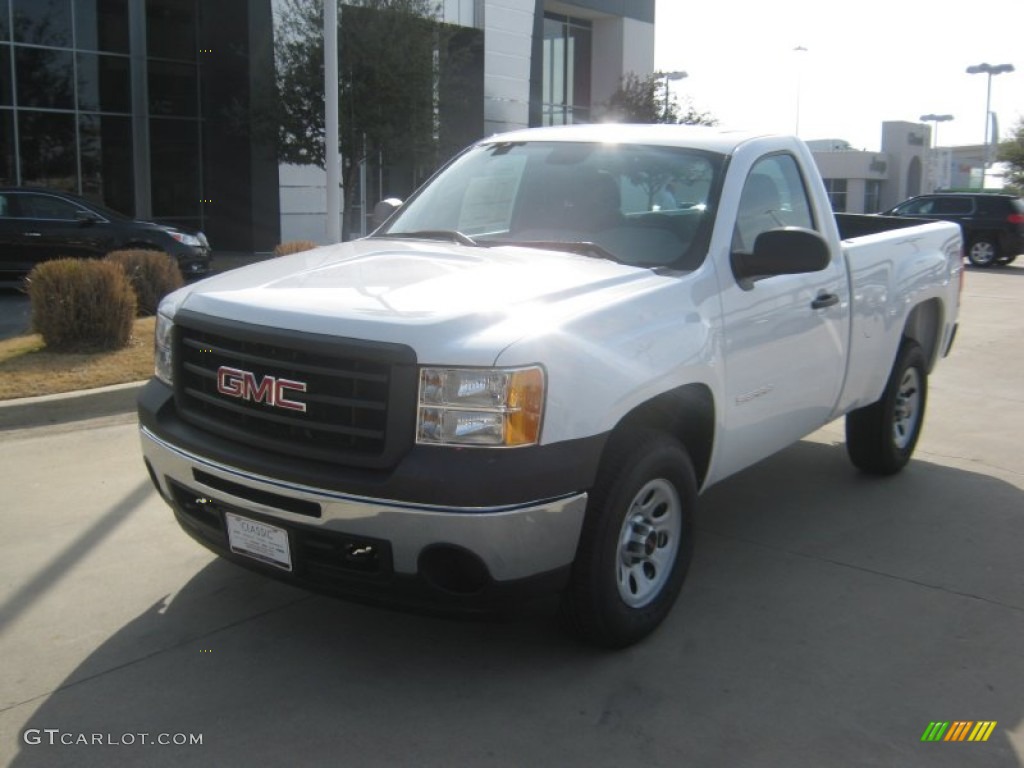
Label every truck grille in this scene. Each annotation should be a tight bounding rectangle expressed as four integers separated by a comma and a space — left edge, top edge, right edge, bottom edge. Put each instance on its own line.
174, 312, 417, 468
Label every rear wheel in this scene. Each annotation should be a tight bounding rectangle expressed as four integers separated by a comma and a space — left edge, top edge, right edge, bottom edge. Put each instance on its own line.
561, 430, 696, 648
845, 341, 927, 475
967, 237, 999, 267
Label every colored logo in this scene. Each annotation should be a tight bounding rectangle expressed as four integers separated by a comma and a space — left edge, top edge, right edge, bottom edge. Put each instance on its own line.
921, 721, 997, 742
216, 366, 308, 413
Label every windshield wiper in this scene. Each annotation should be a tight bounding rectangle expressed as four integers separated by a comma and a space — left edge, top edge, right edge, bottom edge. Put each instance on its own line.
380, 230, 478, 247
485, 239, 619, 262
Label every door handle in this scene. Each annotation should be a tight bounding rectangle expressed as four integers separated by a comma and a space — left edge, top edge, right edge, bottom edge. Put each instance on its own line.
811, 292, 839, 310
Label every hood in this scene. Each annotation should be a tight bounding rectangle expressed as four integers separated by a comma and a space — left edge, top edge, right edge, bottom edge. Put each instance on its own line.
168, 238, 675, 364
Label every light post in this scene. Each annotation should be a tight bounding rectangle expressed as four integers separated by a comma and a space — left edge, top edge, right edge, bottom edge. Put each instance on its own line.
920, 114, 953, 192
966, 62, 1014, 189
919, 113, 953, 148
656, 71, 687, 121
793, 46, 808, 136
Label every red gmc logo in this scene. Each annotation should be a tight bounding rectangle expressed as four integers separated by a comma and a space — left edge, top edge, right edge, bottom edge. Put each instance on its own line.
216, 366, 308, 413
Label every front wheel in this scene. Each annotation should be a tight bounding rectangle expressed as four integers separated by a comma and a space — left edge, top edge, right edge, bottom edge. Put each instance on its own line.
845, 341, 928, 475
967, 237, 999, 267
561, 430, 696, 648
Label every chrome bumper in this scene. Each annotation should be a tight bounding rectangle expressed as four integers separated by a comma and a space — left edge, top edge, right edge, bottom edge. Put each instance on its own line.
140, 427, 587, 582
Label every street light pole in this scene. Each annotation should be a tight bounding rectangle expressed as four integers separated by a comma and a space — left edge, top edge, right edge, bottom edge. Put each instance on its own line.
793, 46, 808, 136
325, 0, 341, 242
920, 114, 953, 192
966, 62, 1014, 189
656, 70, 687, 122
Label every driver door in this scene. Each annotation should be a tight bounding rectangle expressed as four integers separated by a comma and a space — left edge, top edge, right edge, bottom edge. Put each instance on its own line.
714, 153, 850, 477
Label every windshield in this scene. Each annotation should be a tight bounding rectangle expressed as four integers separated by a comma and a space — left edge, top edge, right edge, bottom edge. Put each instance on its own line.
376, 141, 724, 269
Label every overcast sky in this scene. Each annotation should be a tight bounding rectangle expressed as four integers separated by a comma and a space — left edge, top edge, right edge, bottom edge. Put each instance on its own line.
654, 0, 1022, 151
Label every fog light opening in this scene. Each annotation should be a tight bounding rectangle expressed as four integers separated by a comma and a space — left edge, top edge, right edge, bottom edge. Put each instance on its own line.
418, 545, 491, 596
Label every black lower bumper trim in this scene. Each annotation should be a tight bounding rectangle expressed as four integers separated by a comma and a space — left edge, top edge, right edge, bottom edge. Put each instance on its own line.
165, 478, 570, 613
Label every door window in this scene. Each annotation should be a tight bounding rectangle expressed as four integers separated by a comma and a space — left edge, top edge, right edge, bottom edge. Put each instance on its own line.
733, 154, 815, 252
931, 196, 972, 215
16, 194, 85, 220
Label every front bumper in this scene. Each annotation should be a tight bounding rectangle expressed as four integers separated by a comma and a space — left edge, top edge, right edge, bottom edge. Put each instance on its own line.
176, 247, 212, 277
140, 427, 587, 608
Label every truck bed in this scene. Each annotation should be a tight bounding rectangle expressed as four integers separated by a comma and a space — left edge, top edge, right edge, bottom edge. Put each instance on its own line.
835, 212, 937, 240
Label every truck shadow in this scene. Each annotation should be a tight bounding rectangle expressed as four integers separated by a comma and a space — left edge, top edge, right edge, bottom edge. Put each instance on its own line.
11, 440, 1024, 767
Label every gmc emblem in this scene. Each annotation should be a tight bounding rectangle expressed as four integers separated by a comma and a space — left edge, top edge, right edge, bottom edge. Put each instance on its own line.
216, 366, 308, 413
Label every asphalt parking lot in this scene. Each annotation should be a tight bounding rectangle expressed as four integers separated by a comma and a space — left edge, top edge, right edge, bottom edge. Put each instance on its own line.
0, 265, 1021, 767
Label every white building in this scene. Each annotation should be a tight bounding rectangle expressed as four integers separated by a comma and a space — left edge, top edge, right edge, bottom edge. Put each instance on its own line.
809, 122, 1003, 214
280, 0, 656, 243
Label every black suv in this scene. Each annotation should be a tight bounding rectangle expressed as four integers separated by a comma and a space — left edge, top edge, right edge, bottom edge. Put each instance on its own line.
883, 193, 1024, 267
0, 187, 212, 281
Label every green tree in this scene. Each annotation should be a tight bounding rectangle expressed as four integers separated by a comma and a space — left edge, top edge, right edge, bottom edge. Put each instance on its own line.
599, 73, 717, 126
996, 118, 1024, 193
265, 0, 472, 234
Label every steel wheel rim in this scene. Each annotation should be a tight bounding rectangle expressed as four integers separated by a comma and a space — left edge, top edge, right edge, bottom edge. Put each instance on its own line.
616, 478, 682, 607
971, 241, 995, 265
892, 367, 922, 450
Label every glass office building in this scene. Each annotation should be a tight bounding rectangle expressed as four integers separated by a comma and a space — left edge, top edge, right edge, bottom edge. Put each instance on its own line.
0, 0, 279, 251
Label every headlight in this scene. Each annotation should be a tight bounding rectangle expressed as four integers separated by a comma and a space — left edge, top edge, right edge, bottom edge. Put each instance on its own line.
168, 231, 202, 247
155, 311, 174, 385
416, 366, 545, 447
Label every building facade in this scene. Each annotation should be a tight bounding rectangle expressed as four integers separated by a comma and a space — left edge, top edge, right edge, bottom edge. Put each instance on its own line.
1, 0, 654, 252
808, 122, 1004, 214
1, 0, 280, 252
808, 121, 931, 214
280, 0, 656, 242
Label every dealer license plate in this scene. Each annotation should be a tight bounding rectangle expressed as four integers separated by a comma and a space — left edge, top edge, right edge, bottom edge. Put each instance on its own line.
225, 512, 292, 572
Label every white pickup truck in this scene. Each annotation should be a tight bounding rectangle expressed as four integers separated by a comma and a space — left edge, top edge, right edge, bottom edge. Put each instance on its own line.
138, 125, 962, 647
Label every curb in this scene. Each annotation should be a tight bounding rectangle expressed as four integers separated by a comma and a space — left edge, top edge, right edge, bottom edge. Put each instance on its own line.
0, 380, 146, 431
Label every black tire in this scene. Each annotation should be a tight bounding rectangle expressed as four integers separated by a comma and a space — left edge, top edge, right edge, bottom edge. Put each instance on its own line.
561, 430, 696, 648
996, 254, 1018, 266
845, 341, 928, 475
967, 236, 999, 267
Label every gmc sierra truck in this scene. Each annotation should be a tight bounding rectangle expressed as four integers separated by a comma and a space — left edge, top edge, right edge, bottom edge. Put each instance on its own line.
138, 125, 962, 648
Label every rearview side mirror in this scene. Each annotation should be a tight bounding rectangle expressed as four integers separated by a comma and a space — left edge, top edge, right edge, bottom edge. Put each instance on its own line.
75, 210, 101, 226
370, 198, 403, 231
731, 227, 831, 285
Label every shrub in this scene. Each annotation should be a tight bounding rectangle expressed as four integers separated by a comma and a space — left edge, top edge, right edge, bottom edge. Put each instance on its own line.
274, 240, 318, 256
27, 259, 137, 351
105, 249, 184, 316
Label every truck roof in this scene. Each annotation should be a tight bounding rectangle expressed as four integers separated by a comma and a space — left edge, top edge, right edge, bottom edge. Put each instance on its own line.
480, 123, 779, 155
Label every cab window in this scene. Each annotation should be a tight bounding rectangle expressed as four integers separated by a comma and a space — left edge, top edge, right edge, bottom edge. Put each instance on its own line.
17, 194, 85, 220
733, 154, 814, 252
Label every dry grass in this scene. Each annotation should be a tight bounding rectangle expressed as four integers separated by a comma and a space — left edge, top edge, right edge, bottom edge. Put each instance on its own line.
0, 317, 155, 401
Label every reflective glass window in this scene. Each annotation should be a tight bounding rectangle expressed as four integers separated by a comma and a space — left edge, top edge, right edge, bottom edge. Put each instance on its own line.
80, 114, 134, 213
1, 0, 9, 41
150, 117, 199, 218
0, 110, 14, 185
75, 0, 130, 53
146, 0, 196, 61
15, 47, 75, 109
0, 45, 11, 105
148, 59, 197, 115
541, 14, 592, 126
18, 192, 85, 219
17, 111, 77, 190
734, 155, 816, 252
77, 53, 131, 112
12, 0, 72, 48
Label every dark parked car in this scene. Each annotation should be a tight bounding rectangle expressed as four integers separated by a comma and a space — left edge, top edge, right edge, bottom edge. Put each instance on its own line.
882, 192, 1024, 267
0, 187, 211, 281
